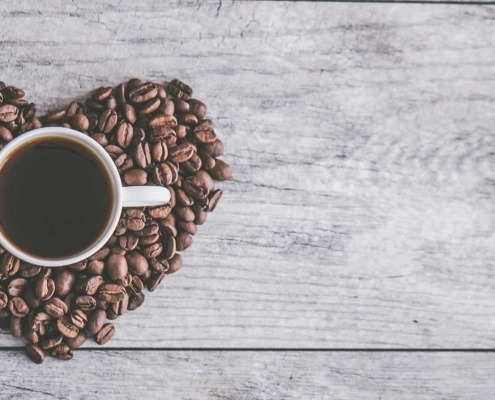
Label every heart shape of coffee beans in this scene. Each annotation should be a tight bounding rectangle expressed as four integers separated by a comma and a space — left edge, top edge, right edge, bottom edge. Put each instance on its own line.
0, 79, 231, 363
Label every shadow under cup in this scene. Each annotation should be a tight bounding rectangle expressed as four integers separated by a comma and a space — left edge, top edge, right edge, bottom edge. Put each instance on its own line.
0, 133, 118, 263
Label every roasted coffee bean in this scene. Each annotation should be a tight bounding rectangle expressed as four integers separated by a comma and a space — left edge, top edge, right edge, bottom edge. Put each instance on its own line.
141, 242, 163, 259
177, 221, 197, 236
8, 278, 28, 297
66, 101, 83, 117
25, 329, 39, 344
183, 175, 209, 200
167, 254, 183, 274
24, 287, 41, 309
175, 188, 194, 207
106, 235, 118, 248
89, 247, 110, 262
188, 99, 207, 119
131, 142, 152, 169
3, 86, 25, 99
173, 125, 187, 141
162, 236, 177, 259
114, 220, 127, 236
74, 295, 97, 312
138, 96, 161, 115
64, 293, 75, 309
115, 153, 134, 173
87, 308, 106, 334
129, 82, 157, 104
10, 316, 24, 338
98, 109, 118, 134
132, 126, 145, 144
149, 114, 177, 128
175, 206, 195, 222
1, 254, 20, 278
168, 79, 192, 100
71, 309, 88, 329
35, 277, 55, 301
43, 109, 66, 123
172, 98, 190, 113
200, 139, 224, 157
106, 96, 117, 110
99, 284, 126, 303
181, 153, 202, 173
152, 163, 174, 186
86, 98, 105, 112
150, 256, 169, 273
111, 246, 127, 256
135, 220, 159, 237
209, 159, 232, 181
0, 291, 7, 309
128, 292, 145, 311
54, 269, 75, 297
25, 344, 45, 364
86, 260, 105, 276
119, 233, 139, 251
50, 343, 73, 361
147, 272, 166, 292
80, 275, 104, 296
95, 323, 115, 345
116, 121, 134, 148
198, 151, 216, 170
157, 214, 177, 236
93, 86, 113, 101
168, 142, 196, 163
0, 126, 13, 143
115, 82, 126, 105
92, 132, 109, 146
164, 98, 175, 115
110, 292, 128, 316
151, 141, 168, 162
126, 251, 149, 275
138, 233, 160, 247
128, 275, 144, 295
193, 203, 208, 225
39, 333, 63, 350
176, 232, 193, 251
44, 297, 68, 319
68, 113, 90, 131
122, 208, 146, 231
65, 331, 87, 349
106, 254, 128, 281
123, 168, 147, 185
86, 112, 98, 130
148, 204, 172, 219
123, 103, 137, 124
177, 113, 198, 127
194, 127, 217, 143
56, 317, 79, 339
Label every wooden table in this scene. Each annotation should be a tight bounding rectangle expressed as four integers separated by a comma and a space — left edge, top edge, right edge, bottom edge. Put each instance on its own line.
1, 0, 495, 398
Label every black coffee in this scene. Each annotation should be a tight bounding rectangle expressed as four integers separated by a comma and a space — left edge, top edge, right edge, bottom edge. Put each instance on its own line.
0, 136, 113, 259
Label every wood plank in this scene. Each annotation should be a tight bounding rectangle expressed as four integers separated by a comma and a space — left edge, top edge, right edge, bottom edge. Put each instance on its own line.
0, 350, 494, 399
0, 1, 495, 348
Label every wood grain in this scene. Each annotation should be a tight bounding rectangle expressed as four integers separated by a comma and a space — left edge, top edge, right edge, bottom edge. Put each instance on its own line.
0, 1, 495, 349
0, 350, 493, 399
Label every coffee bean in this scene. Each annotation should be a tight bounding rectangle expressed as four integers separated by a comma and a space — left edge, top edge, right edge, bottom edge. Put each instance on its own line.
141, 242, 163, 259
209, 159, 232, 181
162, 236, 177, 259
65, 331, 87, 349
171, 98, 189, 113
150, 256, 169, 273
50, 343, 73, 361
123, 168, 147, 186
174, 124, 188, 140
125, 251, 149, 275
3, 86, 25, 99
1, 254, 20, 278
194, 126, 217, 143
92, 132, 109, 147
44, 297, 68, 319
24, 287, 41, 309
8, 296, 29, 317
138, 97, 161, 115
128, 275, 144, 296
175, 206, 195, 222
149, 114, 178, 128
106, 254, 128, 281
93, 86, 113, 101
188, 99, 207, 119
25, 344, 45, 364
95, 323, 115, 345
200, 139, 224, 157
80, 275, 104, 296
56, 317, 79, 339
168, 142, 197, 163
26, 329, 39, 344
181, 153, 202, 173
167, 254, 183, 274
115, 83, 126, 105
43, 109, 66, 123
35, 277, 55, 301
86, 98, 105, 111
66, 101, 83, 117
138, 233, 160, 247
151, 141, 168, 162
193, 203, 208, 225
0, 291, 7, 309
176, 232, 193, 251
0, 126, 13, 143
86, 112, 98, 130
110, 292, 128, 316
107, 96, 117, 110
68, 113, 90, 131
74, 295, 96, 312
119, 233, 139, 251
71, 309, 88, 329
152, 163, 174, 186
97, 109, 118, 134
198, 151, 216, 170
168, 79, 192, 100
115, 153, 134, 173
86, 308, 106, 335
147, 272, 166, 292
116, 121, 134, 148
39, 333, 63, 350
128, 292, 145, 311
98, 284, 126, 303
207, 189, 223, 212
157, 214, 177, 237
86, 260, 105, 276
106, 235, 118, 247
148, 204, 172, 219
122, 208, 146, 231
10, 316, 24, 337
128, 82, 157, 104
177, 220, 198, 235
111, 246, 127, 256
177, 113, 198, 127
135, 220, 159, 237
8, 278, 28, 297
54, 270, 75, 297
131, 142, 152, 169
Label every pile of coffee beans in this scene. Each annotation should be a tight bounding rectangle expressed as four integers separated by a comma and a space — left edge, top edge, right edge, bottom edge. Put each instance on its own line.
0, 79, 231, 363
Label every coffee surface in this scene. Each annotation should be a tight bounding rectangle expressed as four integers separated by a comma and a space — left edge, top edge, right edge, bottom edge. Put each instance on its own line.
0, 137, 113, 258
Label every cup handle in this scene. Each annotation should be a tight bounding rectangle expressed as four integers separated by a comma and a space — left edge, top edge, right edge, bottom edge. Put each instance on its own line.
121, 186, 170, 207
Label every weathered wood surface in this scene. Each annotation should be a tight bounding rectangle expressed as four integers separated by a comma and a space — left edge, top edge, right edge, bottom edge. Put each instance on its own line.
1, 1, 495, 351
0, 350, 493, 399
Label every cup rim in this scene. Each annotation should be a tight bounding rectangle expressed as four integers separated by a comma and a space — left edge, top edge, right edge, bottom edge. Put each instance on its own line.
0, 127, 122, 267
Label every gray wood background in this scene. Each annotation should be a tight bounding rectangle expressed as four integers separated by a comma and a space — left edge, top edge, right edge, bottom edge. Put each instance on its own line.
1, 0, 495, 398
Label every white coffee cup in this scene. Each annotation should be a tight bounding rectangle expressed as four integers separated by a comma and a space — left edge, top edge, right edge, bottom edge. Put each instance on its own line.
0, 127, 170, 267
